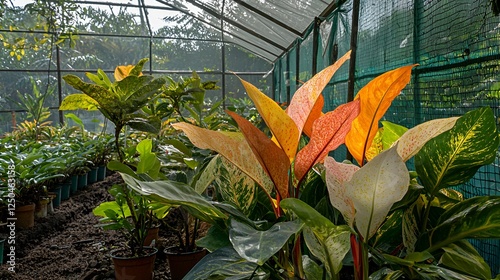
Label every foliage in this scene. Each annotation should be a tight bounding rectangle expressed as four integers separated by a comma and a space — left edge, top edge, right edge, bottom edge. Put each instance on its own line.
129, 51, 500, 280
60, 58, 166, 161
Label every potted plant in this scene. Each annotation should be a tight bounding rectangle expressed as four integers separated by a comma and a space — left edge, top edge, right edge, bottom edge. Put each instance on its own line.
128, 51, 500, 279
93, 139, 169, 279
61, 59, 167, 279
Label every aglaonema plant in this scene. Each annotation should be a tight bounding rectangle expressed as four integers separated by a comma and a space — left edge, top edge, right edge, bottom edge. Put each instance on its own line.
168, 51, 422, 279
60, 58, 166, 161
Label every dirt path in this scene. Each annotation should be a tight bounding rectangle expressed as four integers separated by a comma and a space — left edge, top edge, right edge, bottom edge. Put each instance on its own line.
0, 173, 173, 280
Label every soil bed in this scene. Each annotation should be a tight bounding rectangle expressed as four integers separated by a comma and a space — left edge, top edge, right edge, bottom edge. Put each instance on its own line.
0, 173, 178, 280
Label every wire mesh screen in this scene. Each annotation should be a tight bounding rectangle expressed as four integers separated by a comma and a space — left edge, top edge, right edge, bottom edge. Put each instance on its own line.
274, 0, 500, 274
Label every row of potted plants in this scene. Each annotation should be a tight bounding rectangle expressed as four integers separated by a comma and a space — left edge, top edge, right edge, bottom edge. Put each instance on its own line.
0, 126, 114, 229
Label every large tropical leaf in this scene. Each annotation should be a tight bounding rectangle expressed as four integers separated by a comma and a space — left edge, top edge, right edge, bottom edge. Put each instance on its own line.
172, 122, 274, 196
227, 110, 290, 198
184, 247, 267, 280
239, 78, 299, 162
345, 65, 416, 166
286, 51, 351, 136
211, 156, 259, 216
326, 147, 410, 240
59, 94, 99, 111
439, 240, 491, 280
121, 173, 227, 224
229, 219, 303, 266
63, 75, 120, 114
324, 157, 359, 229
294, 99, 360, 182
281, 198, 351, 277
415, 107, 499, 196
302, 94, 324, 137
417, 196, 500, 253
396, 117, 458, 162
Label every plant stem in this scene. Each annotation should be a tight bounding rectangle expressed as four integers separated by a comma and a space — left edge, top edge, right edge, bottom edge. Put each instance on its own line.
421, 195, 433, 232
293, 237, 304, 279
360, 241, 369, 280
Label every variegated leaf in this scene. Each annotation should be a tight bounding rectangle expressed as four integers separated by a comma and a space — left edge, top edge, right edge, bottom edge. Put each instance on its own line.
294, 99, 360, 182
347, 146, 410, 240
227, 110, 290, 198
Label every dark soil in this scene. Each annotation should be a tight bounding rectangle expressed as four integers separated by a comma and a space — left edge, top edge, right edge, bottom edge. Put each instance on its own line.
0, 173, 182, 280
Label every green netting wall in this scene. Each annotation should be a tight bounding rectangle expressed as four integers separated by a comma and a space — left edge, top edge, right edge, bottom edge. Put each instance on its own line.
274, 0, 500, 274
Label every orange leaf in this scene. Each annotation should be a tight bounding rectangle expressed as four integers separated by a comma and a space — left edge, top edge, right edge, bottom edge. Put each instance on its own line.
239, 78, 299, 162
172, 122, 274, 195
302, 94, 325, 137
287, 51, 351, 136
227, 111, 290, 198
114, 65, 134, 81
295, 100, 360, 182
345, 65, 416, 166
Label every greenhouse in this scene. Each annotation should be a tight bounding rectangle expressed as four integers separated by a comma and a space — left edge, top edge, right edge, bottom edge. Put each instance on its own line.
1, 0, 499, 279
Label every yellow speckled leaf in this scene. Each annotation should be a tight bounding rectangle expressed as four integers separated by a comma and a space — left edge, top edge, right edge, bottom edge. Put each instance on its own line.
396, 117, 459, 162
287, 51, 351, 136
345, 65, 416, 166
240, 79, 299, 162
114, 65, 135, 81
172, 122, 273, 195
302, 94, 325, 138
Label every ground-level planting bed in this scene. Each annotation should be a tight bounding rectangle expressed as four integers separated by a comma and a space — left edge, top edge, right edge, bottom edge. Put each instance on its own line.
0, 173, 179, 280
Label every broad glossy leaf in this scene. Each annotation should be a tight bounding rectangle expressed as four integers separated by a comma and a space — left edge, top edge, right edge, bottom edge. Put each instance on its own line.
417, 196, 500, 253
127, 116, 161, 134
227, 110, 290, 198
414, 263, 484, 280
63, 75, 119, 110
122, 173, 227, 224
370, 268, 404, 280
302, 94, 324, 137
347, 146, 410, 240
324, 157, 359, 228
184, 247, 267, 280
371, 210, 403, 253
128, 58, 148, 76
229, 219, 302, 266
287, 51, 351, 136
345, 65, 416, 166
440, 240, 491, 279
415, 107, 499, 196
196, 225, 231, 252
212, 156, 258, 216
396, 117, 458, 162
239, 78, 299, 162
172, 122, 274, 196
114, 65, 134, 81
302, 255, 324, 280
93, 201, 131, 218
294, 99, 360, 182
59, 94, 99, 110
281, 198, 351, 276
380, 121, 409, 150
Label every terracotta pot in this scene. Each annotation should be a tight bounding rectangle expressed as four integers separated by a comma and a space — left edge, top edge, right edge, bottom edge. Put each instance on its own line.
111, 247, 157, 280
143, 226, 159, 247
15, 203, 35, 229
165, 247, 207, 280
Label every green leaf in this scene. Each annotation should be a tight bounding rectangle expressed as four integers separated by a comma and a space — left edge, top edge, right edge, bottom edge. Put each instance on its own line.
163, 138, 192, 156
280, 198, 351, 276
107, 160, 137, 179
127, 117, 160, 134
417, 196, 500, 253
59, 94, 99, 110
196, 225, 231, 252
229, 219, 302, 266
370, 267, 405, 280
136, 139, 153, 155
93, 201, 131, 218
371, 210, 403, 253
440, 240, 491, 279
302, 255, 324, 280
380, 120, 408, 150
121, 173, 227, 224
415, 107, 500, 196
184, 247, 266, 280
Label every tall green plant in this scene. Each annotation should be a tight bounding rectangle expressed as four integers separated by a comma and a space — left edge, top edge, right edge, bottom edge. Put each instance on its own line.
60, 58, 166, 161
